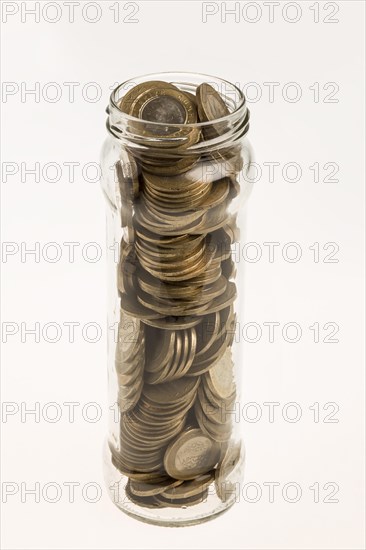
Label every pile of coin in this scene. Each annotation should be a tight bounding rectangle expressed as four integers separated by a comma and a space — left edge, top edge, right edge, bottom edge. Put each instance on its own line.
111, 79, 249, 509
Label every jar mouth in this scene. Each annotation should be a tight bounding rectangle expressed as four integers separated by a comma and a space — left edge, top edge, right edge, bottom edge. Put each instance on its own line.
108, 71, 247, 131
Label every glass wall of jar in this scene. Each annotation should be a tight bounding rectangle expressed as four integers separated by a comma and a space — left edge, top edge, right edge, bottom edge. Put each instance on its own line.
101, 73, 253, 526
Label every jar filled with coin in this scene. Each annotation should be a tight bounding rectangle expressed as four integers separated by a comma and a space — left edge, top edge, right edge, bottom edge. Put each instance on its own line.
101, 72, 253, 526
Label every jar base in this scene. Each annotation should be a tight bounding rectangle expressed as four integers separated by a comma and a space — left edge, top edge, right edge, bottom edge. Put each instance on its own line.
103, 442, 237, 527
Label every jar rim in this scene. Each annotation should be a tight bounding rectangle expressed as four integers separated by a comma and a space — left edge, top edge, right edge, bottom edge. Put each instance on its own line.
109, 71, 247, 129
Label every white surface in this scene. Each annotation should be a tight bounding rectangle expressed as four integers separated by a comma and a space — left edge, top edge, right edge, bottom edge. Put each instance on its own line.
0, 1, 365, 549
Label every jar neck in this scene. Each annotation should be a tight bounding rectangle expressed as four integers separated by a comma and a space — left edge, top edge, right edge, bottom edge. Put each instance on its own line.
106, 74, 249, 154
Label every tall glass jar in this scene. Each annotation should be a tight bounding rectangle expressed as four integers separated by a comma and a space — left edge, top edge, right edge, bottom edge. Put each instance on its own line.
101, 72, 253, 526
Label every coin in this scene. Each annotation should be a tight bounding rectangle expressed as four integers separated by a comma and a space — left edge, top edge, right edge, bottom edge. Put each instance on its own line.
195, 401, 232, 443
144, 377, 199, 406
144, 327, 176, 373
215, 442, 243, 502
164, 427, 220, 480
116, 149, 140, 202
196, 82, 230, 121
130, 85, 199, 146
184, 90, 198, 106
115, 309, 142, 363
143, 315, 202, 330
204, 348, 236, 400
143, 96, 185, 124
132, 87, 196, 123
161, 472, 214, 500
119, 80, 177, 115
129, 477, 183, 497
120, 291, 162, 320
125, 481, 162, 508
142, 155, 199, 176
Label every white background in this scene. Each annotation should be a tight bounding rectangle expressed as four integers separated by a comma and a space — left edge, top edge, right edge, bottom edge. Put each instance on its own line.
0, 1, 365, 549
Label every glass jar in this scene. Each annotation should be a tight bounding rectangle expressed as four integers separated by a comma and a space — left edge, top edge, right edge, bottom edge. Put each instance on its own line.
101, 72, 253, 526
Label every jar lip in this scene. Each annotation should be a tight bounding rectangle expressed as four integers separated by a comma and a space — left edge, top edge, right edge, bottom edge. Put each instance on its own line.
109, 71, 247, 129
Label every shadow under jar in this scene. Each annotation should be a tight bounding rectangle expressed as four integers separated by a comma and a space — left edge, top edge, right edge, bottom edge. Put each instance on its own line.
101, 72, 254, 526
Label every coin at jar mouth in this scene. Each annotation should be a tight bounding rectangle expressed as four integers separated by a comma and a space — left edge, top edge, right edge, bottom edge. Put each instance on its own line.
184, 91, 198, 106
196, 82, 234, 139
196, 82, 230, 122
164, 427, 220, 480
119, 80, 177, 115
129, 88, 200, 149
132, 87, 197, 125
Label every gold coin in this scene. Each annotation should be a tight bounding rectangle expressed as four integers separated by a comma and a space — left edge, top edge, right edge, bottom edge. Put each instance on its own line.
196, 83, 230, 122
154, 489, 209, 508
142, 163, 214, 192
215, 442, 243, 502
129, 477, 183, 497
196, 311, 221, 356
187, 331, 231, 377
115, 309, 142, 363
143, 315, 202, 330
195, 399, 232, 443
125, 481, 162, 509
118, 376, 143, 413
161, 472, 214, 500
164, 427, 220, 480
116, 149, 140, 202
119, 80, 177, 115
184, 90, 198, 106
144, 377, 199, 406
141, 154, 199, 176
120, 291, 162, 320
129, 85, 199, 147
132, 87, 197, 125
204, 348, 236, 400
144, 328, 176, 373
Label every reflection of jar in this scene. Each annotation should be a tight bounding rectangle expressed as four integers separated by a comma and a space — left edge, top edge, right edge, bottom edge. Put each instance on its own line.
101, 72, 253, 526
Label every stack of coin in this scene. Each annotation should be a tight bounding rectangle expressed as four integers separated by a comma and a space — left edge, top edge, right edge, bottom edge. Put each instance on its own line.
195, 348, 237, 442
115, 309, 144, 413
117, 378, 199, 477
111, 79, 248, 509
